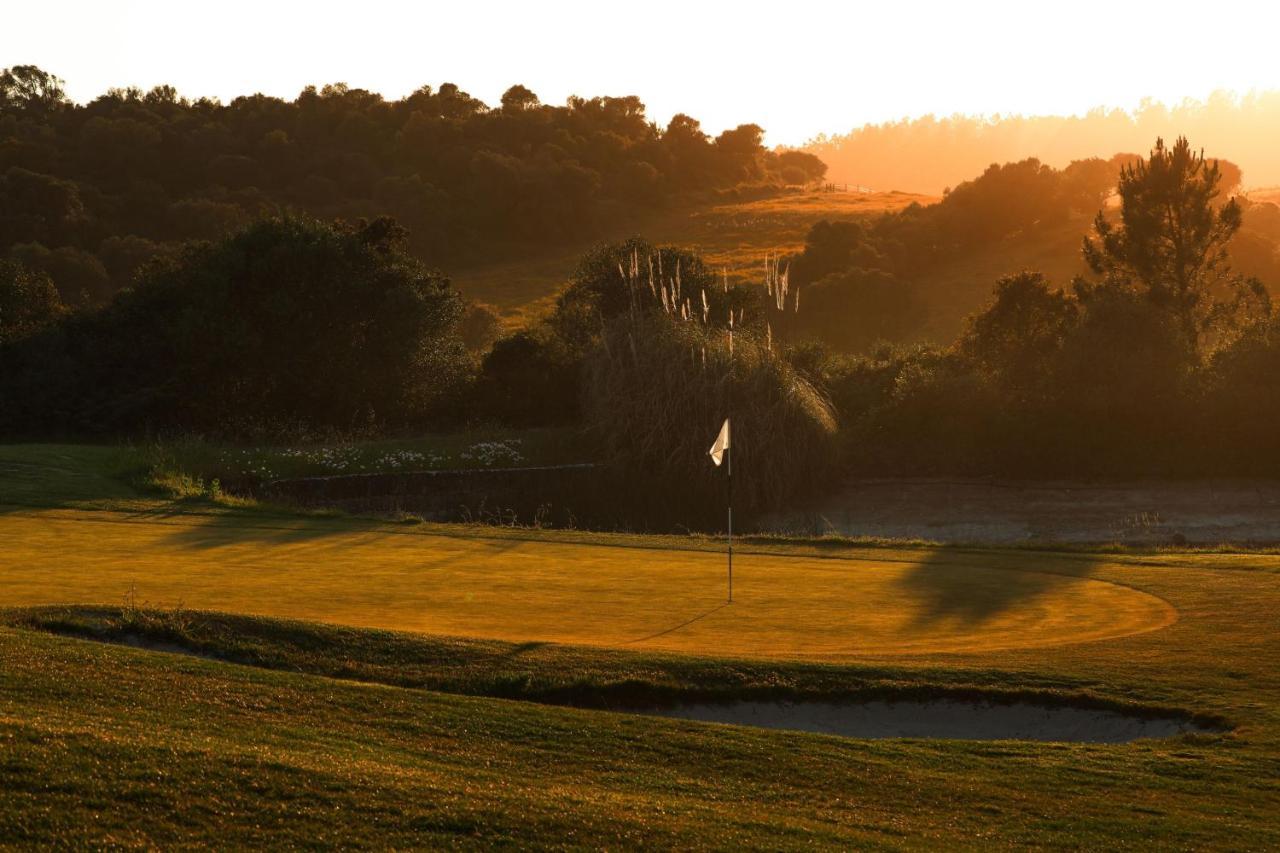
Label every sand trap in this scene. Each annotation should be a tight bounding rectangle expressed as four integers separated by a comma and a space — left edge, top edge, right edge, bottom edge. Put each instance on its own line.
639, 699, 1220, 743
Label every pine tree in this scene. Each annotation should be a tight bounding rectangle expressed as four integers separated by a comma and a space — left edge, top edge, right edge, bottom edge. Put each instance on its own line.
1082, 136, 1268, 350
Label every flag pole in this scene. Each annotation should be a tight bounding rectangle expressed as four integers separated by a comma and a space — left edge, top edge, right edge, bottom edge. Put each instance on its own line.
727, 308, 733, 604
727, 435, 733, 603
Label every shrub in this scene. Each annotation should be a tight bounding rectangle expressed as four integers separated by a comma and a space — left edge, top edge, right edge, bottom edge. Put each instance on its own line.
0, 258, 63, 344
472, 328, 580, 426
791, 267, 924, 353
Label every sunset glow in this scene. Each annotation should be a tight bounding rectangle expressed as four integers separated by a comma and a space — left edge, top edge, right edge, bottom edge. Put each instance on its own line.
7, 0, 1280, 144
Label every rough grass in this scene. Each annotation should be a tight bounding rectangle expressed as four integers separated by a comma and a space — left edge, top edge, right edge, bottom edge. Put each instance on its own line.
448, 186, 1088, 349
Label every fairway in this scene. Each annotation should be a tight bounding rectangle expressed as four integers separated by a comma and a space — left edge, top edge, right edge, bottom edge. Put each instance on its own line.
0, 508, 1174, 657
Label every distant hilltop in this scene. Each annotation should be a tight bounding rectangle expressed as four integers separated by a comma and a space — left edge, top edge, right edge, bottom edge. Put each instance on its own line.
806, 92, 1280, 194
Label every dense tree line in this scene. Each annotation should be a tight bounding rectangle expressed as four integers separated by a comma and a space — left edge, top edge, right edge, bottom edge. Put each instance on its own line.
0, 65, 825, 306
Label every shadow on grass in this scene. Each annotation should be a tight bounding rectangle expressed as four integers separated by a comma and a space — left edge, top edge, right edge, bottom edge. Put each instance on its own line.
625, 601, 732, 645
137, 505, 366, 549
895, 550, 1103, 627
142, 505, 538, 562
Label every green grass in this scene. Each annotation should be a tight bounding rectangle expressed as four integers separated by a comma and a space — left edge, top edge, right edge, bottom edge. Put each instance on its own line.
0, 443, 145, 508
1, 444, 1279, 846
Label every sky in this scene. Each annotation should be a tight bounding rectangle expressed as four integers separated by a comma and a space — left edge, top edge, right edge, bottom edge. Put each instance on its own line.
5, 0, 1280, 146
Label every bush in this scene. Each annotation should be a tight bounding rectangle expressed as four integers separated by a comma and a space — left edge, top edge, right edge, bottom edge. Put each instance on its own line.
0, 258, 63, 344
791, 267, 924, 353
472, 328, 580, 426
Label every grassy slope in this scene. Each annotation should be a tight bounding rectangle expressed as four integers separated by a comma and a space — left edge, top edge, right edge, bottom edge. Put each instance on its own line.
451, 190, 934, 327
452, 185, 1101, 353
2, 444, 1279, 846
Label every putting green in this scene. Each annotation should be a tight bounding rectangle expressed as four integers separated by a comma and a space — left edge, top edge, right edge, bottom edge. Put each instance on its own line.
0, 509, 1176, 658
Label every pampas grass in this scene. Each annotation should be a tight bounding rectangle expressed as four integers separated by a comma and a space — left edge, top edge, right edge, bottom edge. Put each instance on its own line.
584, 303, 837, 530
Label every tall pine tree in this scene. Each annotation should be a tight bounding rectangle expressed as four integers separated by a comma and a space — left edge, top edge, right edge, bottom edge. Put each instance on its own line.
1082, 136, 1267, 350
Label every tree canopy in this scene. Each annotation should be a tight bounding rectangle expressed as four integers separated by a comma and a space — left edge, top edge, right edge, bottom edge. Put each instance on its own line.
0, 67, 826, 304
1082, 136, 1267, 347
0, 216, 471, 437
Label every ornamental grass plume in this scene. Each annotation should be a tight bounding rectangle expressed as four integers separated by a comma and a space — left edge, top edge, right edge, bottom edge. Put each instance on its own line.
584, 309, 837, 529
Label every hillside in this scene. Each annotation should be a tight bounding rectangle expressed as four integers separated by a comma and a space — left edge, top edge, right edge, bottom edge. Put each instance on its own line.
0, 65, 826, 308
452, 189, 935, 325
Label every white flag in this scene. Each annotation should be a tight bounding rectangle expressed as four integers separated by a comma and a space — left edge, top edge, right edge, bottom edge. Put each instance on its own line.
708, 418, 730, 467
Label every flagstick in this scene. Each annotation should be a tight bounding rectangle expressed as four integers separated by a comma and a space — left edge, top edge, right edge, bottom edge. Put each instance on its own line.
727, 317, 733, 605
727, 440, 733, 603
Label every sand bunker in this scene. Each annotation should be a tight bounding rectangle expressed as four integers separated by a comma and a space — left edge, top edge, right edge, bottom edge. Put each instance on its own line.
639, 699, 1221, 743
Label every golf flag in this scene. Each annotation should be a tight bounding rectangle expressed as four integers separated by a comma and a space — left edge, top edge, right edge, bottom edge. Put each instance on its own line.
709, 418, 730, 467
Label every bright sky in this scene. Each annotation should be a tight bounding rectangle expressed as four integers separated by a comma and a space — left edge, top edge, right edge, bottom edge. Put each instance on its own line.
5, 0, 1280, 146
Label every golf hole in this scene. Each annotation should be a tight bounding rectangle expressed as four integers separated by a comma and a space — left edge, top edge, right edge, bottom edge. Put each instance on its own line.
628, 699, 1224, 743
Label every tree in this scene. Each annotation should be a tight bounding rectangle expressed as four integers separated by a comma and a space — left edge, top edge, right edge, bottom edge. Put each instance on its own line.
714, 124, 766, 183
24, 216, 471, 436
957, 271, 1078, 399
797, 268, 924, 353
0, 259, 63, 345
500, 84, 539, 112
0, 168, 86, 246
773, 149, 827, 185
0, 67, 809, 306
0, 66, 67, 114
1083, 136, 1268, 348
1059, 157, 1116, 213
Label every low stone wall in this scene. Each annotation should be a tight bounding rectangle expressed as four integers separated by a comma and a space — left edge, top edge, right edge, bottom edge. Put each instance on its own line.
262, 463, 604, 526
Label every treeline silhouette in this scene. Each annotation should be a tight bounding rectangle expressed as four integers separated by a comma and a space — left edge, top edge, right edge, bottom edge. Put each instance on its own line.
0, 65, 825, 306
808, 91, 1280, 194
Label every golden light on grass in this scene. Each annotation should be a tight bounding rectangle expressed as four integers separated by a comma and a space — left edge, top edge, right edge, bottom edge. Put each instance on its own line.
450, 190, 935, 321
0, 509, 1175, 658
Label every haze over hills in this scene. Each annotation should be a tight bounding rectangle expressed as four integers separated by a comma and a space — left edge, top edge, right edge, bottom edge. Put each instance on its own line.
806, 92, 1280, 194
